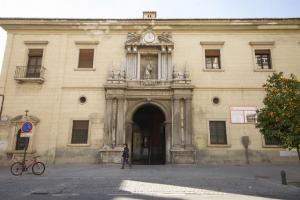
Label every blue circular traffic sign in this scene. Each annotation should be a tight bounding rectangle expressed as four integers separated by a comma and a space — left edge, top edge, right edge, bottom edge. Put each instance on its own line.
21, 122, 33, 133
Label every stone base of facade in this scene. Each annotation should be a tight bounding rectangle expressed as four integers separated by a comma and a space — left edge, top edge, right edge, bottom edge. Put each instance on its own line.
98, 148, 123, 163
170, 149, 196, 164
0, 151, 37, 166
196, 149, 299, 164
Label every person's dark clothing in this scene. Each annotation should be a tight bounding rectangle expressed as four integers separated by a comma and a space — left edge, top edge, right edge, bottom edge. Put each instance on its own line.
122, 147, 129, 158
121, 146, 131, 169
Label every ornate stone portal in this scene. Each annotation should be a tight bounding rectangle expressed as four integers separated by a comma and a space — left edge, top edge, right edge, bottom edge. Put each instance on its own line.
100, 30, 195, 164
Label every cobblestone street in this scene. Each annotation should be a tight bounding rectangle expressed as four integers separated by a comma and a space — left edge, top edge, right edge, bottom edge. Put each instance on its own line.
0, 164, 299, 200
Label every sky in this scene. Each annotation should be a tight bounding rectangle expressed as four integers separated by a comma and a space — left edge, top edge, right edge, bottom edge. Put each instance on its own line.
0, 0, 300, 71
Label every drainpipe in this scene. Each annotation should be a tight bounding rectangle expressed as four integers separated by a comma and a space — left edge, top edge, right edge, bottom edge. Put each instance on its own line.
0, 94, 4, 119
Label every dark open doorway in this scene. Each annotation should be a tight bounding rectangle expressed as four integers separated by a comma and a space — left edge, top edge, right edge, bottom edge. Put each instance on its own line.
132, 104, 166, 165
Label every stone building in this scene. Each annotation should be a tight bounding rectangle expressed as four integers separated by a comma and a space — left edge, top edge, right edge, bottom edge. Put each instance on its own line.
0, 12, 299, 165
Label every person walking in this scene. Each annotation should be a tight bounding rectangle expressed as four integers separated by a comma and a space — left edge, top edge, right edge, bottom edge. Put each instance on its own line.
121, 144, 132, 169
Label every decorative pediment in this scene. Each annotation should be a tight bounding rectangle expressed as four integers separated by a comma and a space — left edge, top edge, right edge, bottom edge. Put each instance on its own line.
125, 31, 174, 49
10, 114, 40, 124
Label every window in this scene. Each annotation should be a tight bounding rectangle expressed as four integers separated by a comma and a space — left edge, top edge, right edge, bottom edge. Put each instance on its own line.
15, 129, 29, 150
209, 121, 227, 145
78, 49, 94, 68
255, 49, 271, 69
264, 135, 281, 146
71, 120, 89, 144
205, 49, 221, 69
27, 49, 43, 78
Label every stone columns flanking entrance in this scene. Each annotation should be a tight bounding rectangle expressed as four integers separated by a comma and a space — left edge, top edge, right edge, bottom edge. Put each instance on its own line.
164, 121, 172, 163
99, 82, 196, 164
116, 98, 125, 147
172, 98, 181, 148
170, 84, 195, 164
99, 85, 126, 163
184, 98, 193, 148
103, 98, 112, 148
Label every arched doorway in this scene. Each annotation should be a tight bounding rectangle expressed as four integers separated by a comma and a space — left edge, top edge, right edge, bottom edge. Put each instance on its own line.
132, 104, 166, 164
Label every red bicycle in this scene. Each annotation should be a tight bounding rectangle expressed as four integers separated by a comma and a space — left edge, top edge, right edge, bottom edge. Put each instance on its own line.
10, 156, 45, 176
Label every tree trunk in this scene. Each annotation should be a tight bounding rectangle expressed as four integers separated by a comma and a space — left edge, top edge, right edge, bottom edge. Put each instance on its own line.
297, 146, 300, 164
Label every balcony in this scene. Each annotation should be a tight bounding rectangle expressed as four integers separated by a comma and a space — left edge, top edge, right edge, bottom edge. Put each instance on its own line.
14, 66, 46, 84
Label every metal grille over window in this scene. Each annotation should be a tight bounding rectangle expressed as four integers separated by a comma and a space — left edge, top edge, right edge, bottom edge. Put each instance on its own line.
265, 135, 281, 146
205, 49, 221, 69
209, 121, 227, 144
27, 49, 43, 78
255, 49, 271, 69
78, 49, 94, 68
71, 120, 89, 144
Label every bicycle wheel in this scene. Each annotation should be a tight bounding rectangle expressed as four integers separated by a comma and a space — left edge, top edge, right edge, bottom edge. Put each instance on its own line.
10, 162, 23, 176
32, 162, 45, 175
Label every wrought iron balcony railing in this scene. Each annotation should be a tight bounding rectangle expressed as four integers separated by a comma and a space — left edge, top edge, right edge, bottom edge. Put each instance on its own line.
14, 66, 46, 84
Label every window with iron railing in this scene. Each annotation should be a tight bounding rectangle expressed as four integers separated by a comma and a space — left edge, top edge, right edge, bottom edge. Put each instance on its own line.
14, 49, 45, 83
26, 49, 43, 78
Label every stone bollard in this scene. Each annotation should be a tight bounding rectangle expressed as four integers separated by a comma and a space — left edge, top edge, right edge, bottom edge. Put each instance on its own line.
281, 170, 287, 185
241, 136, 250, 164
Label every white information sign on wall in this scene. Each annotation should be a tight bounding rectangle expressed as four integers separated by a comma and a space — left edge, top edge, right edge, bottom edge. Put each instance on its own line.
230, 107, 257, 124
280, 150, 298, 157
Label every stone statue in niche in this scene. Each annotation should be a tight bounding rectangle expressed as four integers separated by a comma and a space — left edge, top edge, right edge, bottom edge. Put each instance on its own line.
144, 62, 152, 79
140, 54, 158, 80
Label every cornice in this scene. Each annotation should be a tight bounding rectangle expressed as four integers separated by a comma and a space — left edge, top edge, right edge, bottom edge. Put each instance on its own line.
200, 41, 225, 45
75, 41, 99, 45
24, 40, 49, 45
0, 18, 300, 32
249, 41, 275, 46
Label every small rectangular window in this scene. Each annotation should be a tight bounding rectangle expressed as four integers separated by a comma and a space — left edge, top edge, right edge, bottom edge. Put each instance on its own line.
209, 121, 227, 145
264, 135, 281, 146
255, 49, 271, 69
27, 49, 43, 78
205, 49, 221, 69
78, 49, 94, 68
71, 120, 89, 144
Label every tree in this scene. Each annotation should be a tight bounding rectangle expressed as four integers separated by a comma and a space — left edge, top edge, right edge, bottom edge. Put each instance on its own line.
256, 72, 300, 162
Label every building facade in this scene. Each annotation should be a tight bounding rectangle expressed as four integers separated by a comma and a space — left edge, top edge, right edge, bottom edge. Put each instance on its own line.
0, 13, 299, 165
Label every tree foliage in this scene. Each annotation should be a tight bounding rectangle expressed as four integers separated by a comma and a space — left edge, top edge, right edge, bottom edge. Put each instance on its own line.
256, 72, 300, 162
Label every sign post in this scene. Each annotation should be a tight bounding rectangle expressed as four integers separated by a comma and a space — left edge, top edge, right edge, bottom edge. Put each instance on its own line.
20, 121, 33, 167
20, 121, 33, 138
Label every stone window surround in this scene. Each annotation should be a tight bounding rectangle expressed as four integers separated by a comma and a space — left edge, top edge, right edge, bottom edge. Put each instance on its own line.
249, 41, 276, 72
23, 41, 48, 70
67, 118, 92, 147
6, 115, 40, 155
207, 119, 231, 147
74, 41, 99, 71
8, 123, 36, 154
200, 41, 225, 72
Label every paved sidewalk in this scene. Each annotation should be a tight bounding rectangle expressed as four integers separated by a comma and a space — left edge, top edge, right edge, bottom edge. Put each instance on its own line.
0, 164, 299, 200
